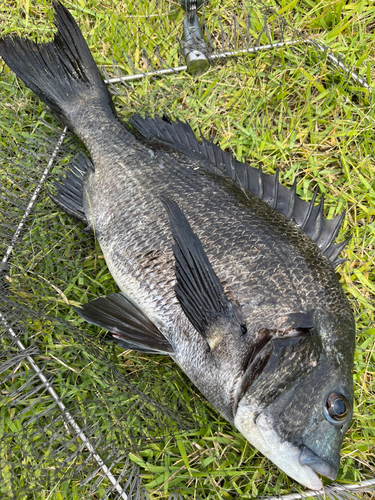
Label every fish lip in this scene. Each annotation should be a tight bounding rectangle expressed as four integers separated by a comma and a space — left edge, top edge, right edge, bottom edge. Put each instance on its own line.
299, 445, 338, 481
235, 408, 323, 490
254, 415, 323, 490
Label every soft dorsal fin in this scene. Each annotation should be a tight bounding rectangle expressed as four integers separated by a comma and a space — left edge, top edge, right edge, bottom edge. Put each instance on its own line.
162, 197, 243, 349
75, 292, 174, 355
49, 153, 94, 230
130, 114, 350, 268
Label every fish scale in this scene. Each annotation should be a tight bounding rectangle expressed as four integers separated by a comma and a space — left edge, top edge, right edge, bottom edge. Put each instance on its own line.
89, 150, 313, 330
82, 132, 351, 421
0, 1, 356, 491
80, 112, 354, 475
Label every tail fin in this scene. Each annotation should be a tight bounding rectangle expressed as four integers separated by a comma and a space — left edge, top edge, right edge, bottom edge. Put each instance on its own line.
0, 1, 115, 127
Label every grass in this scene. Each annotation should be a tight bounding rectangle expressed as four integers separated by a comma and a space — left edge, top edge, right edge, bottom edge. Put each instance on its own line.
0, 0, 374, 498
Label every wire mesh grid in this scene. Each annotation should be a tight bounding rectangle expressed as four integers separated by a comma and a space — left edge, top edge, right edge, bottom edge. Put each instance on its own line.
0, 0, 374, 498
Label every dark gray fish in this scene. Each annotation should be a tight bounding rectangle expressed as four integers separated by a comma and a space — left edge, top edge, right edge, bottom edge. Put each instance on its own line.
0, 1, 356, 490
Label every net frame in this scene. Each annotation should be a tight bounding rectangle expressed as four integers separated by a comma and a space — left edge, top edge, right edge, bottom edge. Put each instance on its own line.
1, 1, 374, 498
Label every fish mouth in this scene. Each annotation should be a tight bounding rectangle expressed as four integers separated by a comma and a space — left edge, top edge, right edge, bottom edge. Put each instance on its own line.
234, 408, 323, 490
299, 446, 338, 481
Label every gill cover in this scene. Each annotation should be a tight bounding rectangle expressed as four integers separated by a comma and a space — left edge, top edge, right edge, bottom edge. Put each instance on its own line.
234, 330, 353, 490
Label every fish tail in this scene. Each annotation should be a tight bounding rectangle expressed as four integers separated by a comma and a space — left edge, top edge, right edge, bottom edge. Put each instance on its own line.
0, 1, 115, 129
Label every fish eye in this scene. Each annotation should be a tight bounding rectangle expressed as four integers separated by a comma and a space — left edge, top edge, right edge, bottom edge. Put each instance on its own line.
324, 392, 350, 424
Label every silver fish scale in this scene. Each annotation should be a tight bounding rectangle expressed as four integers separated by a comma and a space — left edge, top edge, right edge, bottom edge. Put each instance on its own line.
73, 108, 353, 421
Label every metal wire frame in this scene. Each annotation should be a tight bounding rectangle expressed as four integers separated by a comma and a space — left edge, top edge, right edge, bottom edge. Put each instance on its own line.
1, 29, 374, 500
103, 38, 373, 92
0, 127, 132, 500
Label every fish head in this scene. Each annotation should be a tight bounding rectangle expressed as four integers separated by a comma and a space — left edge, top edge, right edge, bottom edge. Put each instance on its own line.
233, 311, 355, 490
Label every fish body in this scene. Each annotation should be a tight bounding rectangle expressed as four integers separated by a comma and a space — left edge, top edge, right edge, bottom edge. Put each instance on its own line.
0, 2, 356, 491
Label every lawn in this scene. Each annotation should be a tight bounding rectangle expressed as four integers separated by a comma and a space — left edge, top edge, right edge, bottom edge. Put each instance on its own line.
0, 0, 374, 499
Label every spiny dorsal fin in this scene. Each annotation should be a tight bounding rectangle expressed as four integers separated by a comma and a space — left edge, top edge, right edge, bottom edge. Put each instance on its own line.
162, 197, 243, 349
75, 292, 174, 355
130, 114, 350, 268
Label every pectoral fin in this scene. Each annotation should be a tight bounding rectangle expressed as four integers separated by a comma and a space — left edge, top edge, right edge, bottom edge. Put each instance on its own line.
75, 293, 173, 355
162, 197, 243, 348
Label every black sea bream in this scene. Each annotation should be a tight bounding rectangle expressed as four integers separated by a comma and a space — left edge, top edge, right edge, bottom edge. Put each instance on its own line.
0, 1, 356, 490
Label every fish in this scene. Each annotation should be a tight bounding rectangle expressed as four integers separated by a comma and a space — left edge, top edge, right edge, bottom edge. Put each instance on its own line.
0, 1, 356, 491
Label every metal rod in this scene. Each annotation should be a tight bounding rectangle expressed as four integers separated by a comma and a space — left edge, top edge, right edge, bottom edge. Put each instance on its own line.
103, 37, 372, 95
104, 65, 188, 83
264, 478, 375, 499
1, 127, 67, 267
307, 39, 373, 91
103, 39, 307, 84
209, 38, 307, 60
0, 312, 128, 500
